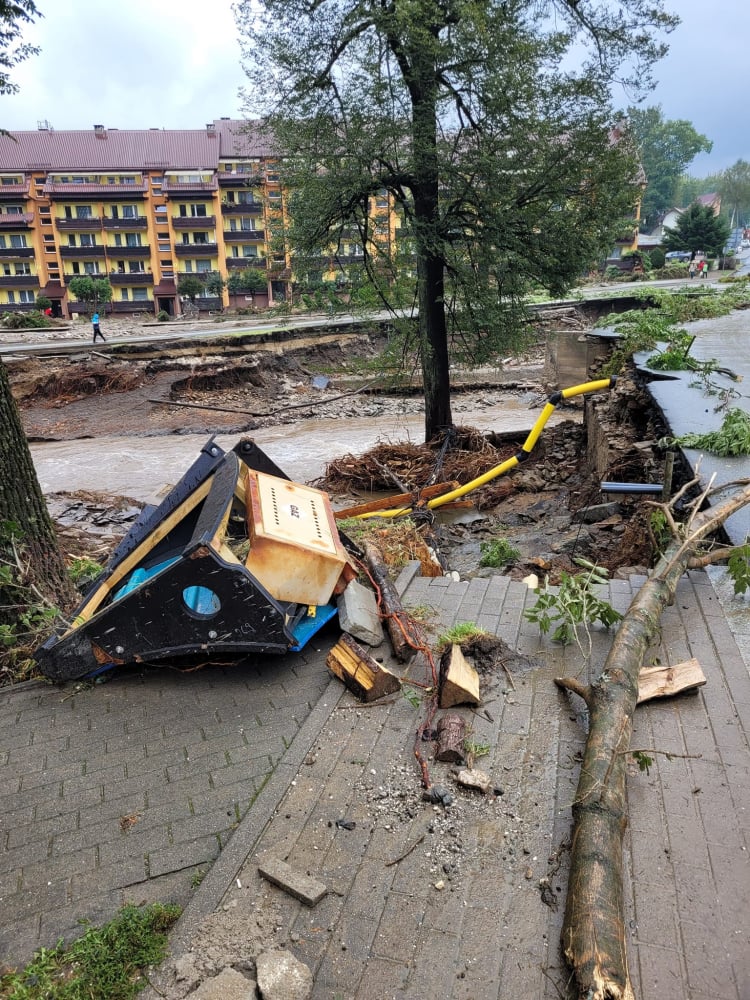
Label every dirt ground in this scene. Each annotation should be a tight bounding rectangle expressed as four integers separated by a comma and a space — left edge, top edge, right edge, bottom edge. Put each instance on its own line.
7, 312, 666, 584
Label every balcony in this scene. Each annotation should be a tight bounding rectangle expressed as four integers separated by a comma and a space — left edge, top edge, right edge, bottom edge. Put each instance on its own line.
161, 179, 218, 195
0, 181, 30, 198
0, 246, 34, 258
110, 299, 154, 314
172, 215, 216, 230
174, 243, 218, 257
226, 257, 267, 270
108, 271, 153, 286
106, 245, 151, 258
221, 201, 262, 215
59, 245, 107, 258
218, 172, 262, 188
43, 181, 149, 198
102, 216, 148, 231
0, 213, 34, 228
224, 229, 265, 243
0, 274, 38, 287
55, 217, 102, 231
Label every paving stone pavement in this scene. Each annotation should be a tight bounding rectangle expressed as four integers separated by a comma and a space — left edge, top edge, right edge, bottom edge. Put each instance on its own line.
2, 568, 749, 999
0, 642, 332, 969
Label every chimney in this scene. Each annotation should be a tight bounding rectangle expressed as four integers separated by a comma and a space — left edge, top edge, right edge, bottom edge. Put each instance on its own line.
94, 124, 107, 139
206, 123, 217, 137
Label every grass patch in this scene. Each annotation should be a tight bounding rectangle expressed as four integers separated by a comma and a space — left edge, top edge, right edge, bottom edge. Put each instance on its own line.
479, 537, 520, 567
0, 903, 180, 999
436, 621, 489, 650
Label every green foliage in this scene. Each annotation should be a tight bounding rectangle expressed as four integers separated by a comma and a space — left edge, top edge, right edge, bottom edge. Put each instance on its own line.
176, 274, 205, 303
645, 330, 717, 375
34, 295, 51, 311
236, 0, 676, 438
479, 538, 520, 568
67, 275, 113, 306
523, 560, 622, 646
626, 106, 713, 232
649, 247, 665, 269
727, 542, 750, 596
717, 159, 750, 228
0, 903, 181, 999
631, 750, 654, 775
436, 622, 488, 651
1, 311, 51, 329
67, 556, 101, 590
156, 309, 169, 322
464, 737, 491, 758
667, 408, 750, 457
649, 509, 671, 557
663, 203, 731, 259
203, 272, 226, 298
0, 520, 61, 683
226, 267, 268, 296
0, 0, 40, 99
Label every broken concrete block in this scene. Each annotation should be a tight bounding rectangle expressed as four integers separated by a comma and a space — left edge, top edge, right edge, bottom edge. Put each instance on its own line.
256, 949, 313, 1000
455, 767, 492, 794
186, 966, 256, 999
337, 578, 384, 646
257, 856, 327, 906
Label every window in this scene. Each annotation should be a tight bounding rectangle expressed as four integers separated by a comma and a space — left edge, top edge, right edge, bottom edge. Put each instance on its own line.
162, 268, 174, 278
155, 205, 167, 217
2, 264, 10, 275
122, 205, 138, 219
0, 236, 5, 248
6, 291, 14, 303
128, 262, 145, 273
10, 235, 27, 248
15, 263, 31, 275
157, 231, 169, 239
196, 259, 211, 272
242, 246, 258, 258
83, 262, 100, 275
120, 289, 129, 300
194, 233, 208, 245
76, 205, 93, 219
132, 287, 149, 300
191, 205, 207, 217
125, 233, 141, 247
237, 192, 257, 205
19, 290, 34, 303
158, 242, 171, 253
79, 234, 96, 247
6, 205, 22, 214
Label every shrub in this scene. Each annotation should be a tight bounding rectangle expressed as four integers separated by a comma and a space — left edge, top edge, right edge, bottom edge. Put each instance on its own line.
156, 310, 170, 322
649, 247, 665, 269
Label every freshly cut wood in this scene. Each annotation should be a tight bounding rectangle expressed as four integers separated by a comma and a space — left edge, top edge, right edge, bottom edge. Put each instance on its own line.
637, 658, 706, 704
439, 644, 480, 708
363, 541, 419, 661
326, 632, 402, 702
334, 481, 460, 519
435, 713, 466, 763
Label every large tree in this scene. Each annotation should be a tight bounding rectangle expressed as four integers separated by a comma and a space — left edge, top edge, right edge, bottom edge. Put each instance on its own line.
627, 105, 712, 232
718, 159, 750, 229
0, 1, 76, 634
235, 0, 677, 441
662, 202, 731, 259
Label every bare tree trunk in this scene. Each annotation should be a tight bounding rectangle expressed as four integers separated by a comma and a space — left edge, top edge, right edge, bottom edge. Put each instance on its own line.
555, 481, 750, 999
0, 361, 75, 627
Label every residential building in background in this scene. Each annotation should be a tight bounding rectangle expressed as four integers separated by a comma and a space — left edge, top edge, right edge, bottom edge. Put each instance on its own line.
0, 119, 290, 317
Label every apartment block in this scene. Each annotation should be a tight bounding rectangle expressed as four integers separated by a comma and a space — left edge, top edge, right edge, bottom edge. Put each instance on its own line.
0, 118, 289, 318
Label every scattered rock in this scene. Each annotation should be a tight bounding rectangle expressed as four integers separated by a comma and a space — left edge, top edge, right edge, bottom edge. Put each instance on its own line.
185, 966, 256, 999
256, 949, 313, 1000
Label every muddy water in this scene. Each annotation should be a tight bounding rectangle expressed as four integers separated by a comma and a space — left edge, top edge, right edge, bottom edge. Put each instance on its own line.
31, 394, 566, 502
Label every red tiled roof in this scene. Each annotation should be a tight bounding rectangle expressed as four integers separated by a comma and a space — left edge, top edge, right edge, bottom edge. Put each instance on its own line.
0, 121, 276, 173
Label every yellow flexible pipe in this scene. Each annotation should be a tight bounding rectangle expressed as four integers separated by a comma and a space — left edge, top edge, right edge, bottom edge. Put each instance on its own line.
355, 376, 616, 518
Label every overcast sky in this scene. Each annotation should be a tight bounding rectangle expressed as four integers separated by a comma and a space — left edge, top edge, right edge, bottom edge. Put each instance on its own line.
0, 0, 746, 177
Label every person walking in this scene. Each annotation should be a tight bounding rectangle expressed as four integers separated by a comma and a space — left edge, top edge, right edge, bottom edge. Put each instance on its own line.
91, 311, 105, 343
696, 259, 705, 279
688, 258, 697, 279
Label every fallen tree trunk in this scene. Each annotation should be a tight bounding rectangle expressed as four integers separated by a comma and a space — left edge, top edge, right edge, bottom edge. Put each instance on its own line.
555, 479, 750, 1000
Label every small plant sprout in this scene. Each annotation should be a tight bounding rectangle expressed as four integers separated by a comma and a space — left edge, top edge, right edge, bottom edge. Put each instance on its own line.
479, 537, 520, 568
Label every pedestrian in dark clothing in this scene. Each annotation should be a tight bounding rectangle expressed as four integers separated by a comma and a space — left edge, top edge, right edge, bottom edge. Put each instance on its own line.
92, 311, 105, 343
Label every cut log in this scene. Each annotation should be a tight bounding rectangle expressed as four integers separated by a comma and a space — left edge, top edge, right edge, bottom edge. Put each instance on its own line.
439, 644, 480, 708
637, 658, 706, 704
326, 632, 402, 702
363, 541, 419, 661
435, 713, 466, 763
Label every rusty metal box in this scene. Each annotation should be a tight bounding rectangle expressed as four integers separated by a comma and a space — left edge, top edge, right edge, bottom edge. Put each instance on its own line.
244, 470, 354, 605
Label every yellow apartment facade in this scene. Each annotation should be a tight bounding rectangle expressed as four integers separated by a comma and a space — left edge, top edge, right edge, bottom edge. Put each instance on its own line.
0, 119, 290, 318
